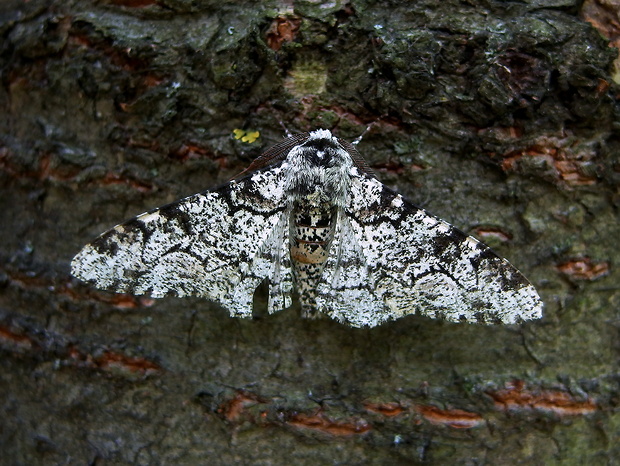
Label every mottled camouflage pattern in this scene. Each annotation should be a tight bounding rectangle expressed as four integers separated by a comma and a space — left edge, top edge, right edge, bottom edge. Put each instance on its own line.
72, 129, 543, 327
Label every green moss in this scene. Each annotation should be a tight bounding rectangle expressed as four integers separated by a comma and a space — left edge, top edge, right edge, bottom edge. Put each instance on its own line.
284, 56, 328, 97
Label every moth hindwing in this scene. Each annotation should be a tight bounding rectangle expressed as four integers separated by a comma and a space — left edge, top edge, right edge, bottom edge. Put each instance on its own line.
72, 129, 543, 328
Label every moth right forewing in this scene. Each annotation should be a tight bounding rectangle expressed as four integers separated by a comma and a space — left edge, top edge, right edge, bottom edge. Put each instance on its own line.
339, 173, 543, 325
233, 132, 311, 180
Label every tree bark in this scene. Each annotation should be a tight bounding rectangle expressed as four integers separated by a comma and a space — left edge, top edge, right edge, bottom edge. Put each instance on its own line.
1, 0, 619, 463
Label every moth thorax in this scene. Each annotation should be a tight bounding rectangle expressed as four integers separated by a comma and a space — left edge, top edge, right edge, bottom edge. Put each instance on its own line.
289, 202, 337, 265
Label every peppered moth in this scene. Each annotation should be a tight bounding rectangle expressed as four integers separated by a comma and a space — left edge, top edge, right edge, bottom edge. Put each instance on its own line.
72, 129, 543, 327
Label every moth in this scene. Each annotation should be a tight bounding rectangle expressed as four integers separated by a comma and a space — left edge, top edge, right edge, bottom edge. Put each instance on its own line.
72, 129, 543, 328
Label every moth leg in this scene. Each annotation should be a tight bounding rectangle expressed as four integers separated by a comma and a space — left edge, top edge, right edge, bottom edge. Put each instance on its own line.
266, 214, 293, 314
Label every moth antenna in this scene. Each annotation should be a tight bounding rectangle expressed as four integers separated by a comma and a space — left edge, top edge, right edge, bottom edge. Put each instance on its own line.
352, 118, 384, 145
351, 127, 369, 146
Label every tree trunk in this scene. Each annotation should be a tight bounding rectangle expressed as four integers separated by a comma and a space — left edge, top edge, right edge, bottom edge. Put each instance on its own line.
1, 0, 618, 463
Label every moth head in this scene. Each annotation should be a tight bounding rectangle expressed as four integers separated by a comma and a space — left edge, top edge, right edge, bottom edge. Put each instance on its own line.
283, 130, 353, 206
297, 132, 349, 169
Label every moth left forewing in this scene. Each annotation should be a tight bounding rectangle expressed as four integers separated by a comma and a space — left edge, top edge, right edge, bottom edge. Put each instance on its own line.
72, 163, 293, 318
318, 170, 543, 328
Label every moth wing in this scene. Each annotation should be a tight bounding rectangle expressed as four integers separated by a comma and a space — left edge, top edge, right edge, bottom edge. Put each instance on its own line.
71, 165, 293, 318
316, 172, 543, 328
315, 214, 387, 327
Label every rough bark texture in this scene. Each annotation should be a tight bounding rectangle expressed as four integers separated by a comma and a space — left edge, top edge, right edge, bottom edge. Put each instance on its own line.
1, 0, 619, 463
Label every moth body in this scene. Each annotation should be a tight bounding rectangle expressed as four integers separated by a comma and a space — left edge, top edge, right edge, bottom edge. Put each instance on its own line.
282, 130, 353, 316
289, 202, 336, 317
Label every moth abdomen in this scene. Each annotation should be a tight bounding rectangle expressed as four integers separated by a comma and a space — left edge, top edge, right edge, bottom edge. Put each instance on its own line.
290, 202, 338, 315
290, 204, 336, 262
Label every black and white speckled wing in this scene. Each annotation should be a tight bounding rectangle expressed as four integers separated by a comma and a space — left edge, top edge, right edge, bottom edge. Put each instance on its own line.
71, 166, 293, 318
316, 169, 544, 328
